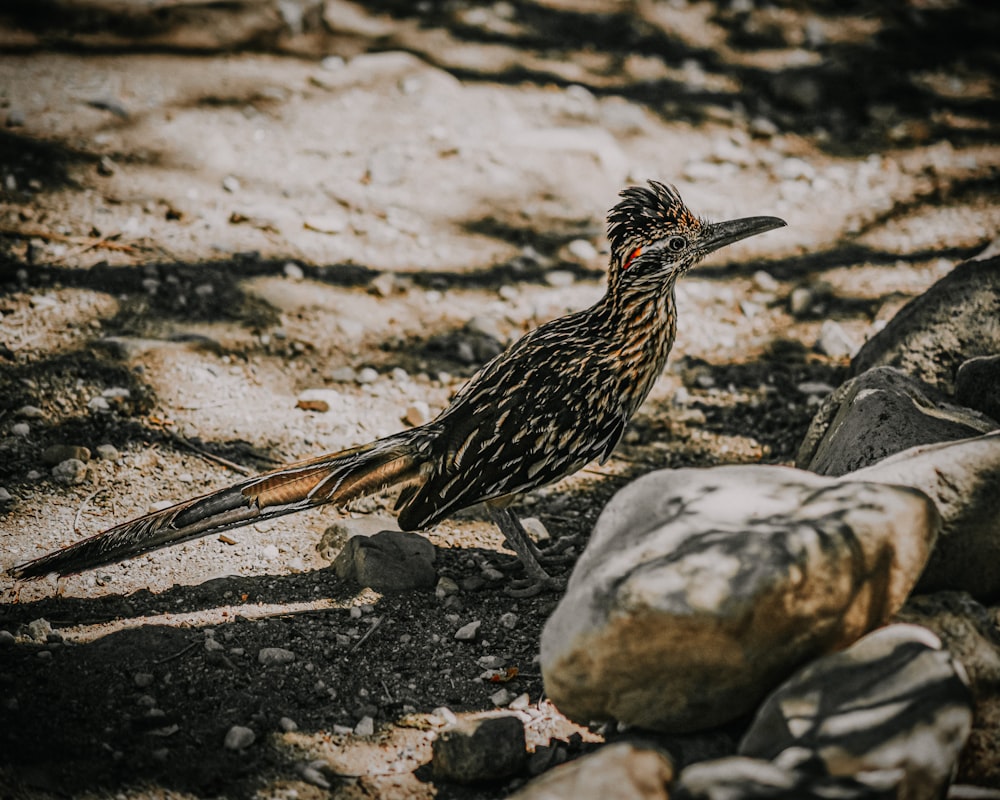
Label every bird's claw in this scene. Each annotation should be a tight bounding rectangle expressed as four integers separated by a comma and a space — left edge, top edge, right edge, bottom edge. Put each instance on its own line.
504, 574, 566, 598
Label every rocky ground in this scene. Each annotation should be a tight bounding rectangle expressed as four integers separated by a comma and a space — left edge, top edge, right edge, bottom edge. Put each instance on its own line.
0, 1, 998, 798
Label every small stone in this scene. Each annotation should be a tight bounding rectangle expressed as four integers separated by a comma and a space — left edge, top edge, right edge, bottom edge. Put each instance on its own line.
283, 261, 305, 280
10, 423, 29, 437
751, 270, 779, 293
95, 444, 120, 460
788, 286, 814, 317
26, 618, 53, 642
514, 742, 674, 799
279, 716, 299, 732
134, 672, 154, 688
333, 530, 437, 591
491, 688, 514, 707
41, 445, 91, 466
258, 647, 296, 666
15, 405, 44, 419
52, 459, 88, 485
567, 239, 598, 261
404, 401, 430, 427
499, 612, 518, 630
520, 517, 551, 543
222, 175, 241, 193
299, 763, 331, 788
97, 156, 115, 176
0, 488, 11, 503
356, 367, 379, 384
436, 576, 460, 598
87, 396, 111, 412
261, 544, 280, 560
204, 638, 225, 652
329, 366, 357, 383
455, 620, 481, 641
544, 270, 576, 288
0, 630, 15, 646
224, 725, 255, 750
354, 715, 375, 736
816, 320, 859, 359
749, 116, 779, 138
432, 715, 526, 783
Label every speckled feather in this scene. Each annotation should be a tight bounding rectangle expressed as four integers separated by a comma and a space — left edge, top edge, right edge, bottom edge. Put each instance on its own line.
10, 182, 771, 579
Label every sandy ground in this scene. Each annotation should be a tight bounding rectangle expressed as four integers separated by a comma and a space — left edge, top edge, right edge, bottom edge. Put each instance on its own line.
0, 1, 998, 797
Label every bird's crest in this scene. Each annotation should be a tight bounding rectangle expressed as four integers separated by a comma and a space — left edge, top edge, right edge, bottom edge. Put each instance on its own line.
607, 181, 701, 268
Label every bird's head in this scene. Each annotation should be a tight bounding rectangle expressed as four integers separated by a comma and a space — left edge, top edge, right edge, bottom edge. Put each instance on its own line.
606, 181, 785, 293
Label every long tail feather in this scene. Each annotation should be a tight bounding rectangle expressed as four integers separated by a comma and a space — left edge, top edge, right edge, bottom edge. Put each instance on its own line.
9, 432, 422, 579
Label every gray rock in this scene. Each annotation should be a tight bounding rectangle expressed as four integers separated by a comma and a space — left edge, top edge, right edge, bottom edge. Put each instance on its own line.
10, 423, 29, 437
15, 405, 44, 419
432, 714, 526, 783
0, 488, 10, 503
956, 355, 1000, 423
816, 319, 859, 359
41, 445, 91, 466
223, 725, 255, 750
739, 624, 972, 800
332, 529, 436, 591
25, 618, 53, 643
317, 515, 397, 559
258, 647, 296, 666
95, 444, 120, 460
454, 620, 481, 641
541, 465, 938, 732
849, 433, 1000, 597
851, 257, 1000, 394
796, 366, 995, 476
897, 591, 1000, 787
52, 459, 88, 485
511, 742, 673, 800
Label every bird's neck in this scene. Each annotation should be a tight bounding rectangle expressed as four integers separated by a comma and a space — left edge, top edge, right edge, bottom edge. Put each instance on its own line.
595, 283, 679, 414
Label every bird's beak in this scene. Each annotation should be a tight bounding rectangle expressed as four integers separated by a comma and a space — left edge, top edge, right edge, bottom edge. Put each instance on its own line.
700, 215, 786, 257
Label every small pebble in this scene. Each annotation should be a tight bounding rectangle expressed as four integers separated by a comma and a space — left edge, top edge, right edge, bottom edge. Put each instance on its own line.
520, 517, 551, 543
567, 239, 598, 261
491, 688, 514, 707
498, 612, 518, 630
404, 401, 430, 427
356, 367, 379, 384
299, 763, 331, 789
95, 444, 120, 460
788, 286, 814, 318
481, 567, 504, 582
134, 672, 155, 688
544, 270, 576, 288
204, 638, 225, 652
52, 459, 88, 486
509, 693, 531, 711
455, 620, 481, 641
10, 423, 29, 437
436, 576, 460, 598
355, 716, 375, 736
97, 156, 115, 176
752, 270, 779, 292
15, 405, 44, 419
433, 706, 459, 726
42, 445, 90, 466
816, 319, 859, 359
87, 396, 111, 412
262, 544, 280, 560
224, 725, 255, 750
258, 647, 296, 666
279, 716, 298, 732
0, 630, 16, 646
222, 175, 241, 193
283, 261, 304, 280
27, 619, 52, 642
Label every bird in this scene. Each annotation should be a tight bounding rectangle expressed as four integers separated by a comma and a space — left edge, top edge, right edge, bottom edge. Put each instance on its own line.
9, 182, 785, 595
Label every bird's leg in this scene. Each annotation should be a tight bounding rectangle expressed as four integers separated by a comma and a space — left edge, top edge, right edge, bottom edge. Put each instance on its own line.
487, 505, 565, 597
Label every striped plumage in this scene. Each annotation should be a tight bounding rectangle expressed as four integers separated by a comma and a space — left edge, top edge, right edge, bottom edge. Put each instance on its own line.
10, 182, 785, 594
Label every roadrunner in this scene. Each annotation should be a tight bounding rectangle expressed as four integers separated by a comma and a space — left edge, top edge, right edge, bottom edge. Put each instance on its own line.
10, 182, 784, 594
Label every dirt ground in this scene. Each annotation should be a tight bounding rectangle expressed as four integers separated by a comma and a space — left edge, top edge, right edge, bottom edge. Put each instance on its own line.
0, 1, 998, 798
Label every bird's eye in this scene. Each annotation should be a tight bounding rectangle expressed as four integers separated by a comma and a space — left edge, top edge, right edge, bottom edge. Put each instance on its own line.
667, 236, 687, 252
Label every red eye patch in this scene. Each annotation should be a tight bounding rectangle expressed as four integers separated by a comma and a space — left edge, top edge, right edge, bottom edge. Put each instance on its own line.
623, 246, 642, 271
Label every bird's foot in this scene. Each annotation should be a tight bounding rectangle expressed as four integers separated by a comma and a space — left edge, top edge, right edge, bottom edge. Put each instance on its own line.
504, 573, 567, 598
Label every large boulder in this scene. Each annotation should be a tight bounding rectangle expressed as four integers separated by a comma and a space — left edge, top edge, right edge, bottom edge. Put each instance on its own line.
850, 256, 1000, 394
541, 465, 938, 732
